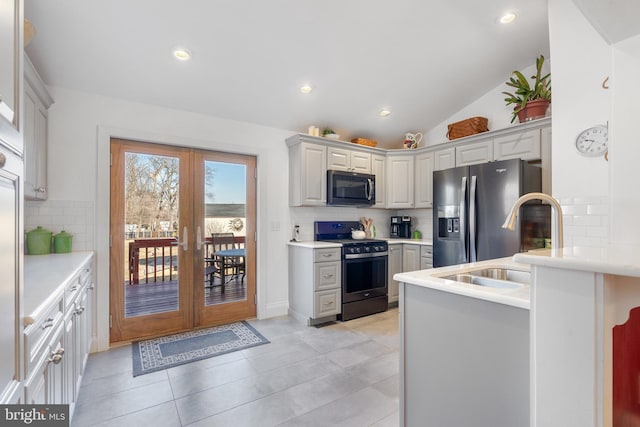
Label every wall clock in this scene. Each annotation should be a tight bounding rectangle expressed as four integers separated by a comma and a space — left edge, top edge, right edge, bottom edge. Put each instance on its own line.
575, 124, 608, 157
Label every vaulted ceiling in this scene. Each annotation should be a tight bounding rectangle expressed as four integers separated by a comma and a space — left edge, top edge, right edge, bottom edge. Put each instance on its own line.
24, 0, 550, 147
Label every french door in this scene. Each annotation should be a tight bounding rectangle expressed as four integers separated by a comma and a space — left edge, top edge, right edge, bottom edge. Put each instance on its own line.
109, 138, 256, 343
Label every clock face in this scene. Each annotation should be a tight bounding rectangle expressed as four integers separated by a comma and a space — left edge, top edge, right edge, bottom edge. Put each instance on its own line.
575, 125, 608, 157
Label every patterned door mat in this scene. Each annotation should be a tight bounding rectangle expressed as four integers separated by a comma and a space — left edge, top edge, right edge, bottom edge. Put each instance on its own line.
132, 321, 269, 376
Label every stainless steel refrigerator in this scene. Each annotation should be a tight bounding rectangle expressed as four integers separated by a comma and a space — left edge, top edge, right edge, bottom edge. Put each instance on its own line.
433, 159, 550, 267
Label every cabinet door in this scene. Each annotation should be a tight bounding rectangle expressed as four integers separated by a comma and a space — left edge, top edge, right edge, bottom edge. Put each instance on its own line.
371, 154, 386, 208
402, 244, 421, 272
292, 142, 327, 206
327, 147, 350, 171
386, 156, 414, 208
0, 145, 21, 404
493, 129, 541, 161
414, 152, 434, 208
456, 140, 493, 166
350, 151, 371, 173
24, 324, 64, 405
434, 148, 455, 171
420, 245, 433, 270
388, 245, 403, 303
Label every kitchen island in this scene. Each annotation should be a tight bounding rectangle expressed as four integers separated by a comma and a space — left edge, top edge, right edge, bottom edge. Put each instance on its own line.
513, 246, 640, 427
394, 257, 531, 427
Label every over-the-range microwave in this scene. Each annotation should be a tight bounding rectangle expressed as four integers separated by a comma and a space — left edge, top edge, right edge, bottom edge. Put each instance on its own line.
326, 170, 375, 206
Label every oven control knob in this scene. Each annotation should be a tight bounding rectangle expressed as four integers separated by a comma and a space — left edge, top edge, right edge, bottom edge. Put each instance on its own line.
364, 246, 371, 253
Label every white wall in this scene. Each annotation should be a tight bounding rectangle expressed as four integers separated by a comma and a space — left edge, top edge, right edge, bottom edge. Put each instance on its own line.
423, 63, 548, 147
610, 34, 640, 245
45, 86, 293, 351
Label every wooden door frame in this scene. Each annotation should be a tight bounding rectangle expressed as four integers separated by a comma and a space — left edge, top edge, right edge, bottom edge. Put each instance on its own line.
193, 149, 257, 327
109, 138, 257, 344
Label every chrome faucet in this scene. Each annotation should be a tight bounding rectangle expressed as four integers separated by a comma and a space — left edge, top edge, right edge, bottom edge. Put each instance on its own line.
502, 192, 563, 249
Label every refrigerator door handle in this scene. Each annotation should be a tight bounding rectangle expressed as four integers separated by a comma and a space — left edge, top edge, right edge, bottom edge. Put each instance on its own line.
469, 175, 477, 262
460, 176, 468, 263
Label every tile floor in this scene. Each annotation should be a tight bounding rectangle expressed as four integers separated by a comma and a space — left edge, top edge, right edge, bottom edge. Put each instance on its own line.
71, 308, 400, 427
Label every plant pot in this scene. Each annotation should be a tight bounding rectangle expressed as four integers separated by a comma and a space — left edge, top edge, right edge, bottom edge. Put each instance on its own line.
517, 99, 550, 123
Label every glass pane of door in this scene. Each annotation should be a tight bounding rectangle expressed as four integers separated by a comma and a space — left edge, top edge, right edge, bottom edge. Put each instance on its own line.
203, 161, 247, 307
123, 152, 181, 317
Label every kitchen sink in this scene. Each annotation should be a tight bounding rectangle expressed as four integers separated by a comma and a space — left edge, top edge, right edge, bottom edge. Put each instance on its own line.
439, 268, 529, 289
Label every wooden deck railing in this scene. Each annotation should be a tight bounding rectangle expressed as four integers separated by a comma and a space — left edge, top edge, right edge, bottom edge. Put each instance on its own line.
128, 236, 245, 285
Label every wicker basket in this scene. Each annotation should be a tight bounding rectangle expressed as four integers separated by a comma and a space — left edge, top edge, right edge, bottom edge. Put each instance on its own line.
351, 138, 378, 147
446, 117, 489, 140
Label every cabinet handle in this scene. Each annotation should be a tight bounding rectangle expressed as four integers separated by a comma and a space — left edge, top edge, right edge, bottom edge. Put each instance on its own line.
69, 285, 78, 292
75, 306, 85, 315
322, 274, 334, 279
41, 318, 54, 330
88, 283, 95, 290
322, 253, 333, 258
0, 152, 5, 169
323, 301, 334, 306
48, 354, 63, 364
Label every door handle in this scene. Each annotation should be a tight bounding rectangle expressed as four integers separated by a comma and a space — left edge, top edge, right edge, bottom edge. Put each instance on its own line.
177, 226, 188, 251
469, 175, 477, 262
196, 226, 204, 251
459, 176, 467, 263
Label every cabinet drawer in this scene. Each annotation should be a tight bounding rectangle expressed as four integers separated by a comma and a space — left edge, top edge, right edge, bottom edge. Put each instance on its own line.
314, 289, 341, 317
64, 263, 92, 311
314, 261, 341, 291
24, 296, 64, 377
420, 246, 433, 258
314, 248, 341, 262
493, 130, 541, 161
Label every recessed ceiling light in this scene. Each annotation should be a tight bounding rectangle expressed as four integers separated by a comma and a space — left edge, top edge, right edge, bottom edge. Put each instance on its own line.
300, 84, 313, 94
173, 48, 192, 61
499, 12, 517, 24
379, 109, 391, 117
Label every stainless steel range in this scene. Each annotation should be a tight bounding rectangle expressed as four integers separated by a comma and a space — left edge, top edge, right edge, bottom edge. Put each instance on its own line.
314, 221, 388, 321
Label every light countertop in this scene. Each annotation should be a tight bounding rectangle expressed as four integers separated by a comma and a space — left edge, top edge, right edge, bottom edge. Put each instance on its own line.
24, 251, 94, 322
513, 245, 640, 278
394, 257, 531, 309
287, 238, 432, 248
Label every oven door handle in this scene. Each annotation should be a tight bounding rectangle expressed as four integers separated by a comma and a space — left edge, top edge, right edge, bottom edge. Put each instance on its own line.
344, 252, 388, 260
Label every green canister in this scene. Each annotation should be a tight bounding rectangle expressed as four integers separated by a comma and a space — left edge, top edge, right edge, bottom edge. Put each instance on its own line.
26, 226, 53, 255
53, 230, 73, 253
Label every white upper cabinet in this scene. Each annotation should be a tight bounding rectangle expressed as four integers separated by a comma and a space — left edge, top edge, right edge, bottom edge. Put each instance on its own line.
327, 146, 371, 173
289, 141, 327, 206
371, 154, 386, 208
434, 147, 455, 171
386, 154, 414, 209
493, 129, 541, 161
456, 140, 493, 166
414, 152, 434, 208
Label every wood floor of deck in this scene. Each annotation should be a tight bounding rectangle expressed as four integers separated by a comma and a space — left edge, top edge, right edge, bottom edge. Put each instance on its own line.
124, 276, 246, 318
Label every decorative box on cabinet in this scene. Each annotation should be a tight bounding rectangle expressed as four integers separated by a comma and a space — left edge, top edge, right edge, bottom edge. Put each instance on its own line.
388, 243, 403, 304
327, 146, 371, 173
24, 55, 53, 200
288, 141, 327, 206
289, 245, 342, 325
386, 155, 414, 208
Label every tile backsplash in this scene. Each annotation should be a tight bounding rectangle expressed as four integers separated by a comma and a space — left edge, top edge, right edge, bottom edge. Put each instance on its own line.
559, 196, 609, 248
25, 200, 95, 251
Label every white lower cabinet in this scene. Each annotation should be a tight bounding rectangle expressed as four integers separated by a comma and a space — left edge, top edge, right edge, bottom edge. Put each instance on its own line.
24, 323, 65, 405
402, 244, 421, 272
23, 254, 93, 418
420, 245, 433, 270
289, 245, 342, 325
387, 244, 403, 304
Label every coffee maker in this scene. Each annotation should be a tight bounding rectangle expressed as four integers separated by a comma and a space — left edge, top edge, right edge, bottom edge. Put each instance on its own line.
390, 216, 412, 238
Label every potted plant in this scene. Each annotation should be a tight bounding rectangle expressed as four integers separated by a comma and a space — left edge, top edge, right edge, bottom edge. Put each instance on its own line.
503, 54, 551, 123
322, 128, 340, 139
